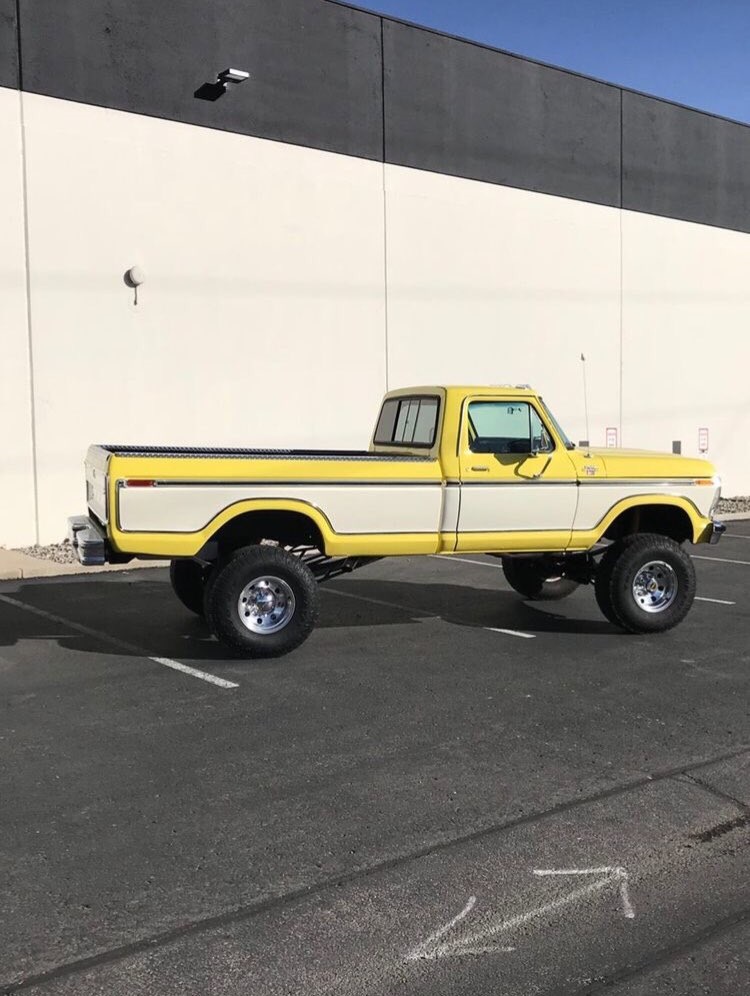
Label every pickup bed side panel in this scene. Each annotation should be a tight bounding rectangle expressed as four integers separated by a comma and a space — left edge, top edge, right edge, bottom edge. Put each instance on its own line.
106, 452, 447, 558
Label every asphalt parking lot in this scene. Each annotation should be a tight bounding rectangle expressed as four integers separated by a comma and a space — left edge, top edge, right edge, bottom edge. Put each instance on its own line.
1, 525, 749, 996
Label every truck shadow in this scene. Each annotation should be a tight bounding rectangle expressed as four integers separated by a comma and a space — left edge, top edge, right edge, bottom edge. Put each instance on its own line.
321, 580, 616, 636
0, 572, 618, 665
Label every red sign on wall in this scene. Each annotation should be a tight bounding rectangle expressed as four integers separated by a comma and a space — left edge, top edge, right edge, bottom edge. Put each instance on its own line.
698, 428, 709, 453
606, 427, 618, 448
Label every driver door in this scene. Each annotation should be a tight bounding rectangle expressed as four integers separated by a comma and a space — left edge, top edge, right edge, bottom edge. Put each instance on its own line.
456, 395, 578, 552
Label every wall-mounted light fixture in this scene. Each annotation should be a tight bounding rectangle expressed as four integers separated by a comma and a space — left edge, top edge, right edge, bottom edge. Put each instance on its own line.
124, 266, 145, 305
125, 266, 145, 287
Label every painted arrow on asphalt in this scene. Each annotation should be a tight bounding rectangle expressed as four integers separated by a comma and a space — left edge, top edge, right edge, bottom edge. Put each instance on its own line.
406, 865, 635, 961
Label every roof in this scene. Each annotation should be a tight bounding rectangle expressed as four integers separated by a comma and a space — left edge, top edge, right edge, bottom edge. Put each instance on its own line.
386, 385, 537, 398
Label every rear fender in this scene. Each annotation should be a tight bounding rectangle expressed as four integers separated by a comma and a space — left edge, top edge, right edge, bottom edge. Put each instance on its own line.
110, 499, 337, 558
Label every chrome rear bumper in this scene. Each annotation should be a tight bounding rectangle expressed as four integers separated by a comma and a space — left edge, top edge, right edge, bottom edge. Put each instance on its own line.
67, 515, 108, 566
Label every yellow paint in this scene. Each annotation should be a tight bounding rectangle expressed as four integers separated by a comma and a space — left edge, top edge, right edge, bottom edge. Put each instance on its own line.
107, 454, 443, 485
455, 531, 575, 554
103, 385, 719, 560
572, 493, 712, 546
448, 498, 711, 555
582, 447, 715, 480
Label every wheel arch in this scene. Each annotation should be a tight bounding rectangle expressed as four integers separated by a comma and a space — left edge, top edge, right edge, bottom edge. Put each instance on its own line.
195, 499, 333, 559
597, 496, 704, 545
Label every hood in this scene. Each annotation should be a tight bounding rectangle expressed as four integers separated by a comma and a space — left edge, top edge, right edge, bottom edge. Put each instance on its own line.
583, 447, 716, 479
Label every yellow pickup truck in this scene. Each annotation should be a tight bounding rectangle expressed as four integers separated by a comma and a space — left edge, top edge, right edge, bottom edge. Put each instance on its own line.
69, 385, 724, 657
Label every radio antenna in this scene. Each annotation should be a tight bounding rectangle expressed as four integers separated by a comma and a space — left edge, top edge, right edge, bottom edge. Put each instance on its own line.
580, 353, 590, 447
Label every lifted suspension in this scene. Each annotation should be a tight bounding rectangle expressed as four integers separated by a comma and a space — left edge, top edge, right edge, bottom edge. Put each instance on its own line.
288, 545, 382, 584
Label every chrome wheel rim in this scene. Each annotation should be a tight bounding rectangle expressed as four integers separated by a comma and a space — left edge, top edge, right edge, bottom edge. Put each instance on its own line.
632, 560, 677, 613
238, 576, 296, 634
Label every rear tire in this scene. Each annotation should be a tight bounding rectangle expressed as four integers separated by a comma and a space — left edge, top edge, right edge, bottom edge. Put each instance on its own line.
204, 545, 319, 658
501, 557, 579, 601
596, 533, 696, 634
169, 559, 210, 616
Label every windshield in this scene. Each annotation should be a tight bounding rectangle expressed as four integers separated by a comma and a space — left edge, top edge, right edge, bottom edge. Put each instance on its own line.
539, 397, 575, 450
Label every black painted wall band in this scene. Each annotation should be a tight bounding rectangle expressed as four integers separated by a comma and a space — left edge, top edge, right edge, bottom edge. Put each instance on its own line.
0, 0, 18, 88
3, 0, 750, 234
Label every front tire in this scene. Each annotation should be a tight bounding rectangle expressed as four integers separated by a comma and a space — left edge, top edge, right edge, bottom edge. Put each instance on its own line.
596, 533, 696, 633
594, 545, 622, 625
204, 545, 319, 658
501, 557, 580, 601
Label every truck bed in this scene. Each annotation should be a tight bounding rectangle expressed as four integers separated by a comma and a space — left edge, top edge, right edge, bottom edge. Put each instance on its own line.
86, 443, 445, 554
100, 445, 432, 462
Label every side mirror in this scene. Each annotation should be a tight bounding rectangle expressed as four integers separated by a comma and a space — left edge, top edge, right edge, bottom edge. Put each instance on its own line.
529, 434, 544, 456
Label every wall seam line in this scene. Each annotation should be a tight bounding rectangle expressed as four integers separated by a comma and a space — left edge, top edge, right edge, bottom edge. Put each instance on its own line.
15, 0, 40, 543
380, 17, 389, 392
618, 88, 624, 443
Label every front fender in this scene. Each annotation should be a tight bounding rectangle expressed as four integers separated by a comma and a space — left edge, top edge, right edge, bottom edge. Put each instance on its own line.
589, 494, 711, 545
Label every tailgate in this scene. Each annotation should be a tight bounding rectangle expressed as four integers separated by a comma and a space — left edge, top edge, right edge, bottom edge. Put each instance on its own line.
85, 445, 111, 524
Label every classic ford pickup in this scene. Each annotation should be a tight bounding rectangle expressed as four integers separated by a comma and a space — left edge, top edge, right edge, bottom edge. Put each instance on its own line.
69, 385, 724, 657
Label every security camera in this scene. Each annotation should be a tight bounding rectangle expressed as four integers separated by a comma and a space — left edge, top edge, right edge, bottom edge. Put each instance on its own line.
217, 68, 250, 85
194, 67, 251, 102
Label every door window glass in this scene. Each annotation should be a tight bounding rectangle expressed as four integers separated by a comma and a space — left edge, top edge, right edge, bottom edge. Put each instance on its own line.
467, 401, 553, 454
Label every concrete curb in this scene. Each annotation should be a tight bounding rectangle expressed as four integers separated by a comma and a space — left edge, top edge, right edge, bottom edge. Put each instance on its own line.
0, 551, 168, 582
718, 511, 750, 521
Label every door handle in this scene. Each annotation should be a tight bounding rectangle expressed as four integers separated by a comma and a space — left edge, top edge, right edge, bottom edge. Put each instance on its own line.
471, 466, 490, 472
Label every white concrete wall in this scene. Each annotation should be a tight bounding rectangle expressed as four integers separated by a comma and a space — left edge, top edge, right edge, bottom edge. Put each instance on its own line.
2, 89, 749, 546
20, 94, 387, 542
621, 210, 750, 497
385, 166, 750, 494
384, 165, 622, 447
0, 87, 36, 547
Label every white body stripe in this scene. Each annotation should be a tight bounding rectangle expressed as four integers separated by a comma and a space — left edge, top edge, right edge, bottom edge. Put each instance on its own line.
573, 481, 715, 530
117, 479, 716, 538
457, 483, 577, 532
118, 484, 444, 534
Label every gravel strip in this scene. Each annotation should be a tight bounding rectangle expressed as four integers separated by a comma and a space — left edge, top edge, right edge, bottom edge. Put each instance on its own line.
17, 541, 79, 564
717, 496, 750, 514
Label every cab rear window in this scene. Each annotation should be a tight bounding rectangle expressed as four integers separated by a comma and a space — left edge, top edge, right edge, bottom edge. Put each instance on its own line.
374, 396, 440, 448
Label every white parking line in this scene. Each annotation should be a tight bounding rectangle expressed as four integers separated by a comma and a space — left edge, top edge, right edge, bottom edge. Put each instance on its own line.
430, 555, 502, 570
146, 656, 239, 688
0, 593, 238, 689
440, 551, 750, 574
326, 586, 433, 618
429, 556, 537, 637
726, 534, 750, 539
485, 627, 536, 639
692, 555, 750, 566
328, 588, 536, 639
695, 596, 736, 605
